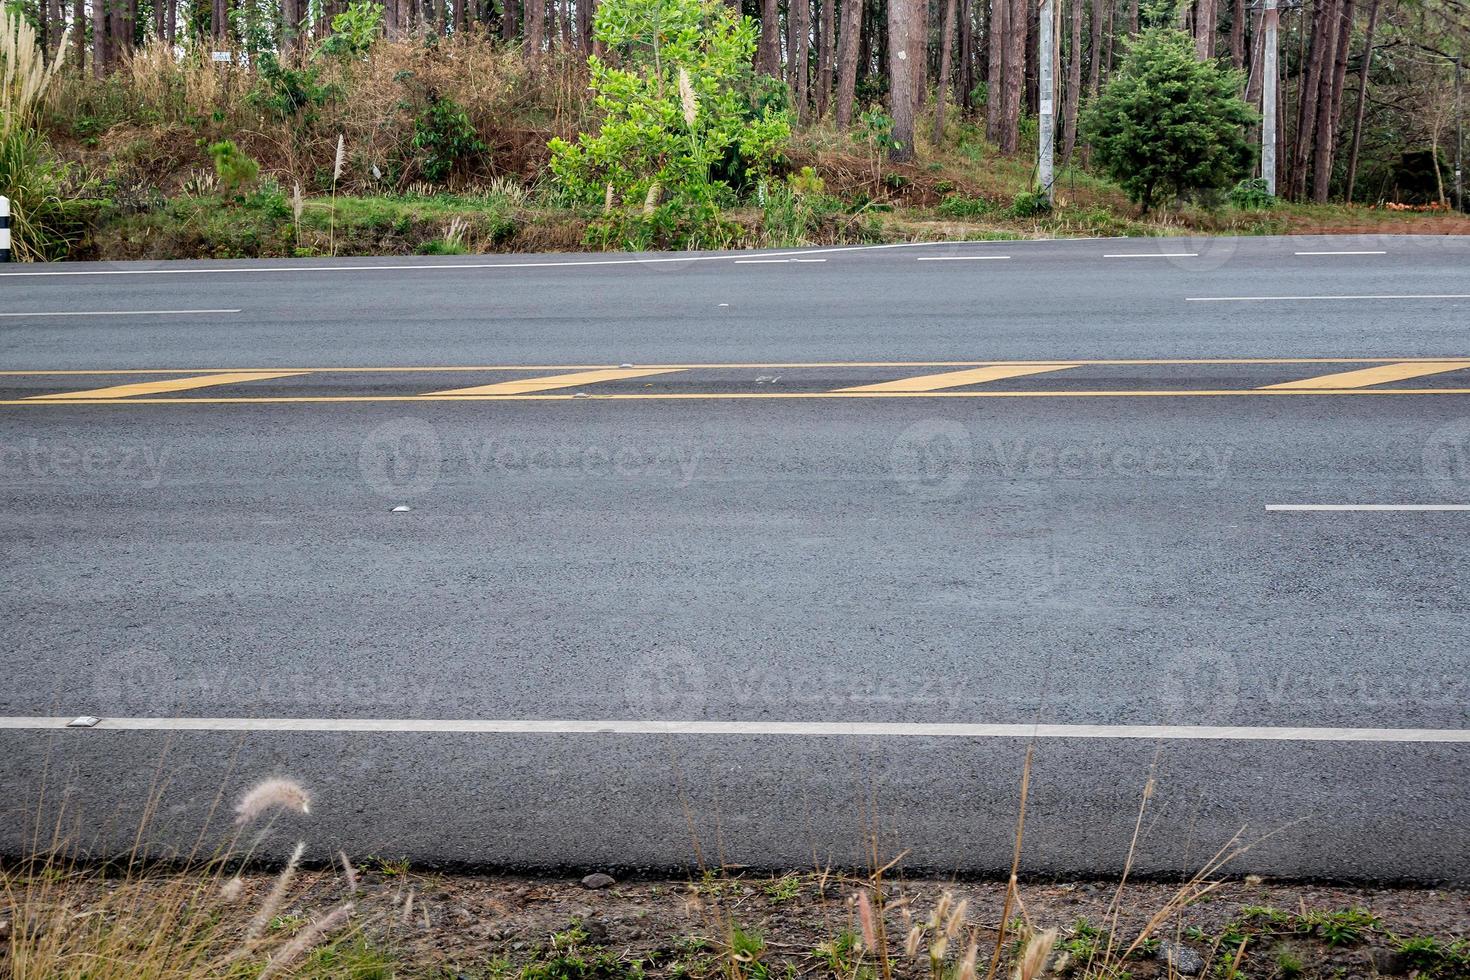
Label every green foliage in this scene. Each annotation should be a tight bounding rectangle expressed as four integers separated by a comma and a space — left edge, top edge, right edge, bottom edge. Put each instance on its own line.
1081, 26, 1256, 212
856, 108, 899, 155
937, 194, 995, 217
549, 0, 791, 250
787, 165, 824, 196
411, 96, 488, 184
209, 139, 260, 197
1273, 948, 1305, 979
1008, 189, 1052, 217
251, 54, 335, 122
0, 127, 90, 260
317, 1, 385, 59
1228, 177, 1275, 209
1299, 907, 1379, 947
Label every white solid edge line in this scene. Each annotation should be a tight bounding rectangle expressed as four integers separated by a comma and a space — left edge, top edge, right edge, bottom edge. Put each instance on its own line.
1103, 252, 1199, 258
1187, 294, 1470, 302
1293, 250, 1388, 255
1266, 504, 1470, 512
0, 309, 242, 317
916, 256, 1013, 261
1, 717, 1466, 741
0, 239, 1098, 278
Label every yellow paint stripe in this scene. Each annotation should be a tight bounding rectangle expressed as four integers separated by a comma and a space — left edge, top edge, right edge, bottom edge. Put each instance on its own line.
6, 358, 1470, 376
426, 368, 684, 396
28, 371, 309, 400
1261, 361, 1470, 390
838, 363, 1078, 392
12, 388, 1470, 406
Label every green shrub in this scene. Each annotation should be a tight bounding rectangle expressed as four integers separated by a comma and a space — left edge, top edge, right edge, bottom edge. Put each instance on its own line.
1081, 26, 1256, 212
549, 0, 791, 250
0, 128, 90, 260
316, 0, 384, 59
937, 194, 995, 218
209, 140, 260, 197
1228, 177, 1276, 209
1008, 190, 1052, 217
410, 96, 487, 184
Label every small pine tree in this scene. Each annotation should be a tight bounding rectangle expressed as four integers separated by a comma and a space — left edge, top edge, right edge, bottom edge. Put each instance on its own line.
1081, 27, 1256, 213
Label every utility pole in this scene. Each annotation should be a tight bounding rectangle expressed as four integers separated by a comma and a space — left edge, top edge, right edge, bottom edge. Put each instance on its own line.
1038, 0, 1056, 202
1262, 0, 1278, 195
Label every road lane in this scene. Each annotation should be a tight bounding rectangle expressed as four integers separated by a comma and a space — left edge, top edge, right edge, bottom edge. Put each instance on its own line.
1, 237, 1468, 880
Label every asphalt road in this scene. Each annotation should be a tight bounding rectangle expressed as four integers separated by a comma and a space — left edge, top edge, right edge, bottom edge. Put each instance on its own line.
1, 234, 1468, 882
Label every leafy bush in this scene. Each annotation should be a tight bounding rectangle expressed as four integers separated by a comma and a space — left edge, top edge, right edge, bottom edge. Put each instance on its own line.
209, 140, 260, 197
0, 128, 89, 260
1008, 190, 1052, 217
549, 0, 791, 250
1228, 177, 1276, 209
317, 1, 385, 60
1081, 26, 1255, 212
251, 54, 335, 122
411, 95, 488, 184
937, 194, 995, 218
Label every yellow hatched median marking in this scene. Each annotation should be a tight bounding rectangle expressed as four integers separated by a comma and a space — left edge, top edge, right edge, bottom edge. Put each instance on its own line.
28, 371, 309, 400
836, 363, 1079, 392
426, 367, 684, 396
1260, 361, 1470, 390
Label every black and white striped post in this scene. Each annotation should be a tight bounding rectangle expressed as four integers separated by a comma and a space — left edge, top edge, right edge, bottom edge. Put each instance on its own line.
0, 196, 10, 262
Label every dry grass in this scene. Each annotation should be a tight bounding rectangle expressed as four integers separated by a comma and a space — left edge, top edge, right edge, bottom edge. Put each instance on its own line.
2, 777, 363, 979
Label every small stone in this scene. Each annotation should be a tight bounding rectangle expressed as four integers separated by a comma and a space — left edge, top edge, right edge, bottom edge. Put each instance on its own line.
391, 505, 412, 513
581, 872, 616, 890
1159, 941, 1206, 976
582, 919, 609, 943
1368, 948, 1409, 976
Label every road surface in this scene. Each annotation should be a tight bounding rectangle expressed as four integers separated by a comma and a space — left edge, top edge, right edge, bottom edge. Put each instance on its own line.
1, 234, 1468, 881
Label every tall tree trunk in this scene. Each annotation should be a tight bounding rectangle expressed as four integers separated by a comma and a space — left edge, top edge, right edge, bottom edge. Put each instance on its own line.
758, 0, 780, 75
998, 0, 1025, 152
73, 0, 86, 67
1343, 0, 1379, 202
526, 0, 544, 58
1128, 0, 1136, 35
1086, 0, 1102, 95
792, 0, 811, 118
1061, 0, 1083, 164
1193, 0, 1214, 59
1308, 0, 1345, 200
578, 0, 594, 53
887, 0, 916, 160
502, 0, 519, 40
931, 0, 958, 142
912, 0, 927, 113
816, 0, 835, 115
1311, 0, 1354, 201
958, 0, 973, 108
835, 0, 862, 126
985, 0, 1005, 139
1288, 0, 1331, 199
1229, 0, 1244, 67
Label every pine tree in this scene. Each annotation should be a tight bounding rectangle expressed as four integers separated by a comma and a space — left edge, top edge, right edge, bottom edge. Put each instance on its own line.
1081, 25, 1255, 211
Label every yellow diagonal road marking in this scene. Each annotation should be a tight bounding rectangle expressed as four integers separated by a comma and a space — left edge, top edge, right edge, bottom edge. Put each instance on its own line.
426, 368, 684, 396
1260, 361, 1470, 390
836, 363, 1078, 392
29, 371, 308, 400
